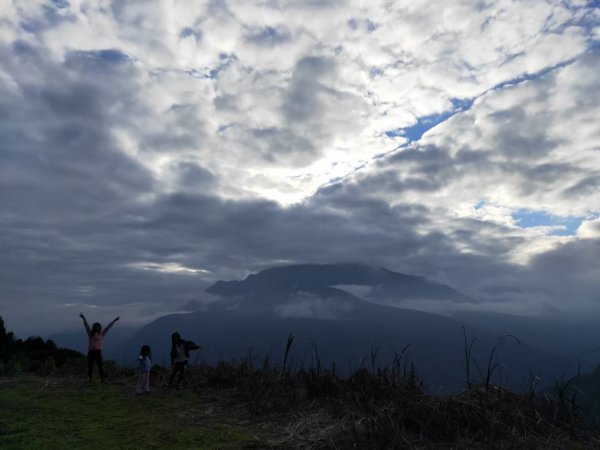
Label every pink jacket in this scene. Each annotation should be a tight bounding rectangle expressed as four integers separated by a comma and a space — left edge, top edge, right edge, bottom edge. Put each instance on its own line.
89, 332, 106, 350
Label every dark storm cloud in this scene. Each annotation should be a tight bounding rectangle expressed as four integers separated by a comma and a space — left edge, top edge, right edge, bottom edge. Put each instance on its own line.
0, 42, 165, 331
0, 45, 153, 220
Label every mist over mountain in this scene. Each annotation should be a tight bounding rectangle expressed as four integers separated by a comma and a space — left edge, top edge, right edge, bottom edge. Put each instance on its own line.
183, 263, 471, 314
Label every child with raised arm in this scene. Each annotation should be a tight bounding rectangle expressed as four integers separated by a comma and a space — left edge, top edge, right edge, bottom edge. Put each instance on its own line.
79, 313, 119, 382
136, 345, 152, 394
168, 332, 202, 389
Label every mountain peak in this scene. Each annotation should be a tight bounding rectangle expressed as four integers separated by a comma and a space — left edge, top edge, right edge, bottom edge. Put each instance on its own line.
204, 262, 470, 310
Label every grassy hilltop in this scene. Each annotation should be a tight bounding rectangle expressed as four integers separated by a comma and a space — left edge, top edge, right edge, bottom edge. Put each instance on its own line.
2, 359, 600, 450
2, 316, 600, 448
0, 375, 266, 450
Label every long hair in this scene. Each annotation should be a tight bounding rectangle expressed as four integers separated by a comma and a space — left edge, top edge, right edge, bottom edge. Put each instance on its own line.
139, 344, 151, 359
170, 332, 182, 360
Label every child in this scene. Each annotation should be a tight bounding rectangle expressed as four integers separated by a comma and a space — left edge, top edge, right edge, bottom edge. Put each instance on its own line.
79, 313, 119, 382
168, 332, 202, 389
136, 345, 152, 394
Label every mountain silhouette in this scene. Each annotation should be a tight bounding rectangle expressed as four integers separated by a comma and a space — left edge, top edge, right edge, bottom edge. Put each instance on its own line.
183, 263, 471, 313
129, 263, 569, 393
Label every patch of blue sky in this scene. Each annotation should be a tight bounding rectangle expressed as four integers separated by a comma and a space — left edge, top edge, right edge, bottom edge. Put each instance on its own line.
512, 209, 583, 236
474, 199, 486, 210
386, 55, 580, 147
386, 97, 473, 143
492, 58, 577, 93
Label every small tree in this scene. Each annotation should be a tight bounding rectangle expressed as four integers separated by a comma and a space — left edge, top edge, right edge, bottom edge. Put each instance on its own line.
0, 316, 17, 364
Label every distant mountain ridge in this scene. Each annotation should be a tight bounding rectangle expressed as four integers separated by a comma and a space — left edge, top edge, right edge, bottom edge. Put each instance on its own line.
186, 263, 471, 313
45, 263, 597, 394
125, 263, 577, 393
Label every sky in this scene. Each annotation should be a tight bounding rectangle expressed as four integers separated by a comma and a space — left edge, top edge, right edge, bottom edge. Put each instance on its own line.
0, 0, 599, 336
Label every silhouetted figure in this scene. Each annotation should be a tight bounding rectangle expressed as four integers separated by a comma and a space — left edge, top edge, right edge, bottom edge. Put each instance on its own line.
79, 313, 119, 382
168, 332, 202, 389
136, 344, 152, 394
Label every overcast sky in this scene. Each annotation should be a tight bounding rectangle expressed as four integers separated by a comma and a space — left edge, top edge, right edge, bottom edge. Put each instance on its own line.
1, 0, 599, 336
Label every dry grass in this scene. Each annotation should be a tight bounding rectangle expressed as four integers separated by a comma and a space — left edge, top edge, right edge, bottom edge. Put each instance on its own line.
153, 353, 600, 449
6, 344, 600, 449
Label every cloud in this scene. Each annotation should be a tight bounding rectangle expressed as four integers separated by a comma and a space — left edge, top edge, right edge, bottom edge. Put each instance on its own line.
274, 292, 354, 320
577, 218, 600, 239
4, 0, 594, 203
0, 0, 598, 335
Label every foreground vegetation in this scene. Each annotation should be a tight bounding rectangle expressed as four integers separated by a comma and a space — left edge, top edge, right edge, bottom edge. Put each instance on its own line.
0, 374, 265, 450
2, 317, 600, 448
2, 355, 600, 449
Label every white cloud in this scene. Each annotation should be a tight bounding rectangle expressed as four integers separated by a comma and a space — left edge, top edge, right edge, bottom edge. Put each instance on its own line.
577, 217, 600, 239
1, 0, 599, 333
274, 292, 354, 320
127, 261, 212, 275
3, 0, 595, 205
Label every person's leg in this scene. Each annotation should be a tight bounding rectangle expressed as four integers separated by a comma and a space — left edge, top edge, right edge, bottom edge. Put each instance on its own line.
177, 362, 186, 387
95, 351, 105, 380
144, 372, 150, 392
168, 366, 177, 386
87, 351, 94, 381
136, 372, 144, 394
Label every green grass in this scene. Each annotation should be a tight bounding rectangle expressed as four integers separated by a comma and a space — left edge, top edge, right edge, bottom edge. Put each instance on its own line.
0, 377, 266, 450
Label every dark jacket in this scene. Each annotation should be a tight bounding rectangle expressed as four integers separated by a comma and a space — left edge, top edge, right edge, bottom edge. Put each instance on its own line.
170, 340, 200, 366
